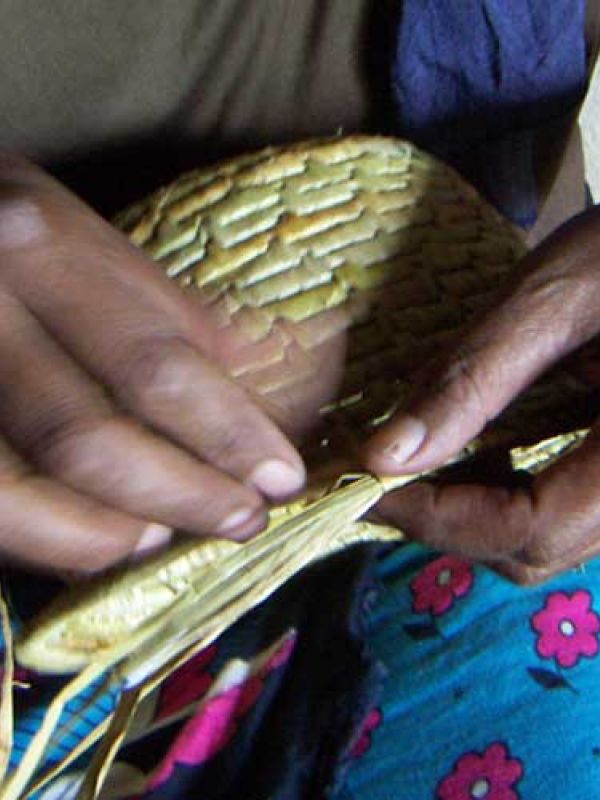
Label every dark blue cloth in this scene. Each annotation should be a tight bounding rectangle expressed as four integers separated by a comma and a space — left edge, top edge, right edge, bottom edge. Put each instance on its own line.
391, 1, 587, 227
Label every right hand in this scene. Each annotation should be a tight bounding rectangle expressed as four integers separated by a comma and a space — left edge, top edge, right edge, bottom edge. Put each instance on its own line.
0, 154, 312, 573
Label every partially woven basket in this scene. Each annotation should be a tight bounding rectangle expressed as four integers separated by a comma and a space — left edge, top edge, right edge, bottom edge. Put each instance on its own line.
1, 137, 594, 799
116, 135, 589, 468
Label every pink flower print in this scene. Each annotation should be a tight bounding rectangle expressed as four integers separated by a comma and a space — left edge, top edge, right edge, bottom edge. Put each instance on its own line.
437, 742, 523, 800
349, 708, 382, 759
411, 556, 474, 616
148, 635, 296, 790
532, 590, 600, 668
157, 645, 217, 720
148, 680, 257, 789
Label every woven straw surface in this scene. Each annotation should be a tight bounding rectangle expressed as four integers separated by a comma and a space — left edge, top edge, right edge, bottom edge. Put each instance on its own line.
116, 135, 591, 472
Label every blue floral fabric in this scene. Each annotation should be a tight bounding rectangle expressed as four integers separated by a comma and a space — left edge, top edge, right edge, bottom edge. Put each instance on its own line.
336, 544, 600, 799
1, 548, 380, 799
8, 544, 600, 798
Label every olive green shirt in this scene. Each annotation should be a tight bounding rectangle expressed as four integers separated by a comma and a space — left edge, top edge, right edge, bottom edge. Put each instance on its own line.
0, 0, 596, 236
0, 0, 391, 211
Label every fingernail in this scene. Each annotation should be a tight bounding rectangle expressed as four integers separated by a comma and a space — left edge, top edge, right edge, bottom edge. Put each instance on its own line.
216, 507, 260, 536
383, 415, 427, 465
134, 524, 173, 556
248, 459, 306, 499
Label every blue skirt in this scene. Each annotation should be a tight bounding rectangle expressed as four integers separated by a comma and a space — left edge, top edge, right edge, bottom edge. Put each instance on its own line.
336, 544, 600, 799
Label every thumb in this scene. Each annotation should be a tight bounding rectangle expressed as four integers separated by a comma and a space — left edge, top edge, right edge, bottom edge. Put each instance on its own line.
364, 207, 600, 475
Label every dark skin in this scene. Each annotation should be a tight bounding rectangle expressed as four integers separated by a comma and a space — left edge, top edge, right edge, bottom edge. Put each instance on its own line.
0, 154, 318, 572
365, 205, 600, 584
2, 153, 600, 582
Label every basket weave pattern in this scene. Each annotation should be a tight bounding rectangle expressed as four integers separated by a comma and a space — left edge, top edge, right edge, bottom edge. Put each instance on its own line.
117, 136, 588, 467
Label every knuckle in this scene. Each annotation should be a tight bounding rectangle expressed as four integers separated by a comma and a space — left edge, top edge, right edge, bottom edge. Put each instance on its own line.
119, 337, 196, 412
443, 343, 489, 419
0, 182, 50, 254
518, 511, 590, 568
504, 560, 552, 586
518, 542, 553, 568
33, 415, 117, 484
520, 567, 554, 586
517, 526, 564, 568
199, 415, 255, 465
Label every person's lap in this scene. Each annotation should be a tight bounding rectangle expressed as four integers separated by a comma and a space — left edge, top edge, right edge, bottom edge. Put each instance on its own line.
336, 543, 600, 799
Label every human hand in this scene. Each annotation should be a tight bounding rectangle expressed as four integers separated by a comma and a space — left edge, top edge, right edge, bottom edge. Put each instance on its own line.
364, 206, 600, 584
0, 155, 310, 572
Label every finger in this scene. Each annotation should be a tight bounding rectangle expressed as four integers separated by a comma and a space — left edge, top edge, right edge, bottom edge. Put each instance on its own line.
0, 291, 266, 539
0, 437, 170, 573
494, 535, 600, 585
521, 425, 600, 567
364, 207, 600, 475
0, 167, 305, 500
376, 481, 534, 563
376, 423, 600, 573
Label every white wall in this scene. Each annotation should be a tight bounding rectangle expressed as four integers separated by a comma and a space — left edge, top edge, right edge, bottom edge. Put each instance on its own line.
581, 59, 600, 202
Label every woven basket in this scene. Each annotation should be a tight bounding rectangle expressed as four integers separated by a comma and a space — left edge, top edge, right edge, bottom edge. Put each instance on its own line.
1, 136, 594, 799
115, 135, 590, 471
